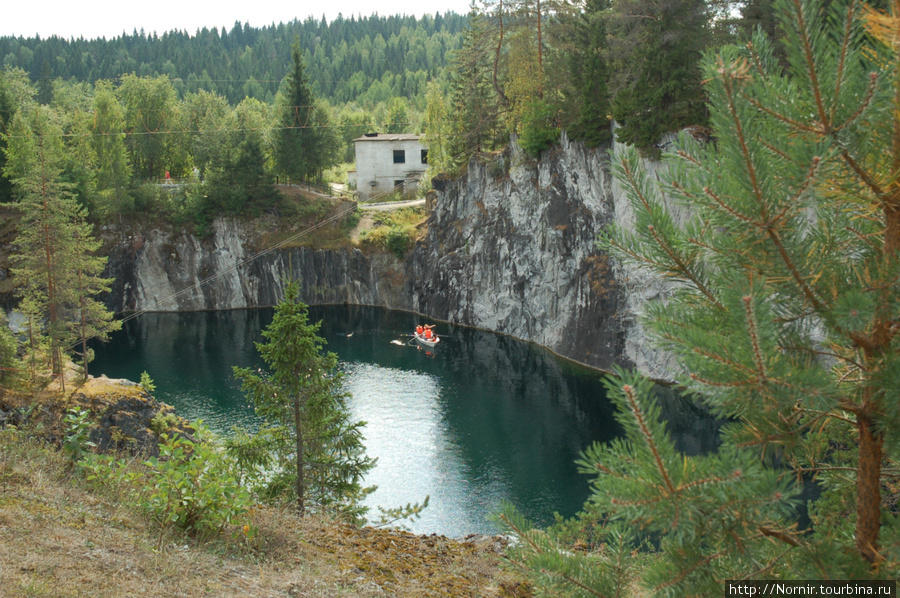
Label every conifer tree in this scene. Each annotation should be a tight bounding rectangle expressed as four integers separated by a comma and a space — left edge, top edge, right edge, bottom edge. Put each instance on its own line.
274, 38, 334, 183
608, 0, 710, 155
501, 0, 900, 593
233, 281, 375, 517
5, 106, 118, 389
446, 5, 502, 169
69, 212, 120, 381
0, 312, 18, 384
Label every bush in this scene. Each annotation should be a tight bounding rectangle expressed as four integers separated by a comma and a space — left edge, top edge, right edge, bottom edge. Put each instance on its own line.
81, 424, 252, 539
63, 408, 96, 464
384, 227, 411, 257
518, 99, 560, 158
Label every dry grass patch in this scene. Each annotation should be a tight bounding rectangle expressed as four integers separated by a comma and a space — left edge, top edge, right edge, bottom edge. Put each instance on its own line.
0, 417, 526, 598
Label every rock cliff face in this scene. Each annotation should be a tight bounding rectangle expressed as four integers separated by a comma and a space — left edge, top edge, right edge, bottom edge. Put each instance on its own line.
105, 219, 412, 314
408, 136, 628, 371
102, 134, 674, 378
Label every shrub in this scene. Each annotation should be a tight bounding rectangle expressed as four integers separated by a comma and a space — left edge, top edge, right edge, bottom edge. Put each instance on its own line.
518, 99, 560, 158
81, 424, 252, 539
384, 227, 411, 257
63, 408, 96, 464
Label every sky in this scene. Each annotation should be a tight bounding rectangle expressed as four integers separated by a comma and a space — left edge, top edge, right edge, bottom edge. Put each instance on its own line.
3, 0, 473, 41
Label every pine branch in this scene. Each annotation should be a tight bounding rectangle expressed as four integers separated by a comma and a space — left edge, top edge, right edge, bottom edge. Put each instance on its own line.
653, 546, 730, 593
758, 525, 803, 548
829, 0, 860, 121
539, 568, 612, 598
646, 225, 722, 308
741, 547, 795, 580
622, 384, 676, 495
700, 185, 758, 225
795, 407, 857, 426
742, 295, 768, 385
719, 55, 825, 311
792, 0, 830, 131
689, 372, 758, 388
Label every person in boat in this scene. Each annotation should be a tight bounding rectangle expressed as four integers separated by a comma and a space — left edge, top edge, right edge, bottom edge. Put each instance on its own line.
424, 327, 434, 340
416, 324, 424, 335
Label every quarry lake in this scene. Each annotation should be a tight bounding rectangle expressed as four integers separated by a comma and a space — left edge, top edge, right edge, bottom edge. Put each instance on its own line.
92, 305, 627, 537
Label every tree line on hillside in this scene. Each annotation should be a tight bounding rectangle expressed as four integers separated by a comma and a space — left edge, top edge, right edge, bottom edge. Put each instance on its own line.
0, 13, 467, 107
0, 39, 385, 229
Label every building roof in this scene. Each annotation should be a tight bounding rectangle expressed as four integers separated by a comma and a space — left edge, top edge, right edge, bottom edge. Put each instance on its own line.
352, 133, 422, 142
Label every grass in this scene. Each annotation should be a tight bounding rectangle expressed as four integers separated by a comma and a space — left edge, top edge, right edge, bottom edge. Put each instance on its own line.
0, 376, 527, 598
357, 206, 426, 257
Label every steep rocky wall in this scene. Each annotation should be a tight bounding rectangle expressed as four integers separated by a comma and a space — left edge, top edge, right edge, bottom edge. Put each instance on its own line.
408, 136, 630, 371
104, 219, 413, 314
96, 133, 672, 377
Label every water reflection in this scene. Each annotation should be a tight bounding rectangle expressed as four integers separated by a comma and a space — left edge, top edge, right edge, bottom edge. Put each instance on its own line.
92, 306, 716, 537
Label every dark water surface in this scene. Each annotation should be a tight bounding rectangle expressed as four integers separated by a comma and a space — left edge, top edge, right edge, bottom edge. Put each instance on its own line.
92, 306, 624, 536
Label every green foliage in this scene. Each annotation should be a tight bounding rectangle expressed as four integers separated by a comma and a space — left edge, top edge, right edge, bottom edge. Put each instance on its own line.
232, 281, 375, 518
149, 411, 180, 436
139, 371, 156, 393
358, 207, 423, 257
384, 227, 412, 258
81, 425, 252, 539
444, 8, 503, 170
0, 312, 19, 384
608, 0, 710, 155
5, 104, 118, 384
117, 74, 179, 179
371, 495, 430, 531
517, 99, 559, 158
509, 0, 900, 593
63, 408, 96, 463
0, 15, 467, 106
497, 500, 641, 598
274, 39, 340, 183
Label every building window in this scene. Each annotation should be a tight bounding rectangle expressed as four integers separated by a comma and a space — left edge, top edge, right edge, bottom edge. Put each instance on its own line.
393, 150, 405, 164
421, 149, 428, 164
394, 180, 405, 189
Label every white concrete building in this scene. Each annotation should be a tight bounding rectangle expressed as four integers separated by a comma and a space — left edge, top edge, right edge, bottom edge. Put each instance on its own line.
348, 133, 428, 201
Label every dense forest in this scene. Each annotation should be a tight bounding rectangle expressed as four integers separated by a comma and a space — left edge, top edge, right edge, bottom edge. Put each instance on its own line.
0, 13, 468, 106
0, 0, 798, 217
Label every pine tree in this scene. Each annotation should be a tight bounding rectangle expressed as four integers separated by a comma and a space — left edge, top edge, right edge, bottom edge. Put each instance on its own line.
502, 0, 900, 593
5, 106, 118, 389
233, 281, 375, 517
274, 38, 331, 183
608, 0, 710, 155
0, 312, 19, 384
560, 0, 610, 145
446, 5, 502, 169
69, 212, 120, 381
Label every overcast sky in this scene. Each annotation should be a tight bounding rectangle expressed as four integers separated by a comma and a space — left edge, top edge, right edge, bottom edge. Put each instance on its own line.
4, 0, 472, 41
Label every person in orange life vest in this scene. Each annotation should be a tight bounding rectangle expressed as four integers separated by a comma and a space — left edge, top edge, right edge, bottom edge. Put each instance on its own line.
416, 325, 424, 335
424, 327, 433, 340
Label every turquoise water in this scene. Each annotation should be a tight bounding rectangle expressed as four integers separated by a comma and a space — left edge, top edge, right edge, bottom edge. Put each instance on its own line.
91, 305, 623, 537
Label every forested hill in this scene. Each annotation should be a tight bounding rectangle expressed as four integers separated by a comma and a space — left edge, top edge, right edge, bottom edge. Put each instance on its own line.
0, 13, 467, 106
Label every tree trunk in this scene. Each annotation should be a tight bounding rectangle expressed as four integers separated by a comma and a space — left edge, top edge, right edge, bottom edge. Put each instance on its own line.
536, 0, 543, 97
295, 394, 305, 516
856, 411, 883, 563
